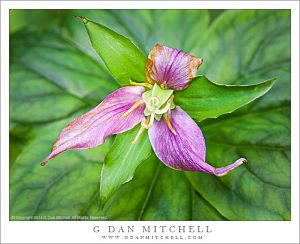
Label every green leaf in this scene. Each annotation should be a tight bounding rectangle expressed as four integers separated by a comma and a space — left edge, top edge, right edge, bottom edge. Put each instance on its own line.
10, 63, 87, 123
192, 191, 226, 220
9, 10, 67, 34
9, 22, 117, 219
100, 126, 152, 207
139, 165, 192, 220
102, 155, 192, 220
101, 155, 159, 220
81, 17, 147, 86
174, 76, 275, 122
194, 10, 291, 86
101, 154, 225, 221
108, 9, 210, 53
185, 106, 290, 220
10, 114, 112, 219
10, 30, 118, 102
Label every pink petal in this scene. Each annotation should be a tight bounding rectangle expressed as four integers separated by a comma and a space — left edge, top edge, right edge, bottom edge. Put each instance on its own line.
42, 86, 145, 165
148, 107, 246, 176
146, 44, 202, 91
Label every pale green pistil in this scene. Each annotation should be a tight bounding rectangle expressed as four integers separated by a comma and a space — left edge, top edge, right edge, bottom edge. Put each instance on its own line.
142, 83, 175, 121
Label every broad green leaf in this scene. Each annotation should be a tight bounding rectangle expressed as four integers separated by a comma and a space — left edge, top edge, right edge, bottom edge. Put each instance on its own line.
11, 30, 118, 102
101, 154, 225, 221
193, 10, 291, 86
108, 10, 210, 53
9, 10, 67, 34
100, 126, 152, 207
10, 63, 87, 123
174, 76, 275, 122
192, 191, 226, 220
140, 165, 192, 220
9, 123, 32, 168
61, 10, 134, 69
101, 155, 158, 220
185, 106, 290, 220
10, 114, 112, 219
81, 17, 147, 86
9, 21, 117, 218
102, 155, 188, 220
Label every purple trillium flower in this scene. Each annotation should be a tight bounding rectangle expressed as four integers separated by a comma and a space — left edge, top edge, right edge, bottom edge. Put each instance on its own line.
42, 44, 246, 176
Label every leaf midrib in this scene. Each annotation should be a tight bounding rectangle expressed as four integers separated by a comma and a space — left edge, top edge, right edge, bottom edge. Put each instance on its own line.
138, 163, 161, 220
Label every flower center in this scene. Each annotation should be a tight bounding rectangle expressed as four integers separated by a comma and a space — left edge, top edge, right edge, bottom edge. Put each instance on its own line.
142, 83, 175, 120
120, 82, 177, 144
131, 83, 176, 144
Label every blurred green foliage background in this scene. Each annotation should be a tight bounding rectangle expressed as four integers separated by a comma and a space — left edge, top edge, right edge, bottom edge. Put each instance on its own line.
9, 9, 290, 220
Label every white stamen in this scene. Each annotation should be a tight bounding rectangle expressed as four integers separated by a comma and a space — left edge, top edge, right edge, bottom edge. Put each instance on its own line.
120, 99, 144, 118
132, 126, 145, 144
141, 113, 155, 129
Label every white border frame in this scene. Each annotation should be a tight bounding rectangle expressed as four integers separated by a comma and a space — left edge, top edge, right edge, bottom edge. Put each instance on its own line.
1, 1, 299, 243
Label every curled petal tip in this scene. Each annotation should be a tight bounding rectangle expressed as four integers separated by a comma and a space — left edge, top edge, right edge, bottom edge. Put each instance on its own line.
213, 157, 247, 177
241, 158, 248, 163
40, 161, 47, 167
